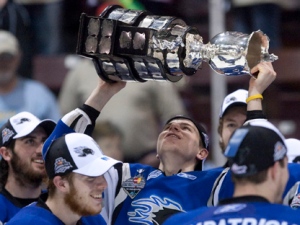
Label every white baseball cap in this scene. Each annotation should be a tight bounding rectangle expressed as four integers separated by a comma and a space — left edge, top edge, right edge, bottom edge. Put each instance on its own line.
286, 138, 300, 163
220, 89, 248, 118
0, 112, 56, 146
0, 30, 19, 55
44, 133, 120, 178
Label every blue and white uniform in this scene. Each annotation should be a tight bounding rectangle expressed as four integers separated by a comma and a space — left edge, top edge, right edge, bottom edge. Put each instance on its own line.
6, 199, 106, 225
207, 163, 300, 208
163, 196, 300, 225
0, 188, 47, 224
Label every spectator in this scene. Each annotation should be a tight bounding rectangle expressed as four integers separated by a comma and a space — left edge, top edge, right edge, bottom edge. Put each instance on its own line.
0, 0, 33, 78
230, 0, 282, 49
163, 121, 299, 225
0, 111, 56, 224
13, 0, 63, 54
0, 30, 61, 126
58, 58, 187, 167
92, 120, 124, 161
6, 132, 119, 225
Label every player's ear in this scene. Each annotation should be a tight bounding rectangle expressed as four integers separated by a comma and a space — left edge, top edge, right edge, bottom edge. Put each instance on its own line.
53, 176, 70, 193
197, 148, 208, 161
0, 147, 13, 161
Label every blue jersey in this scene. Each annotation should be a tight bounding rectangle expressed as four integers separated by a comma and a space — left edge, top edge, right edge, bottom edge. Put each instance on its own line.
163, 199, 300, 225
109, 164, 224, 225
0, 188, 46, 224
208, 163, 300, 208
6, 201, 106, 225
0, 191, 21, 224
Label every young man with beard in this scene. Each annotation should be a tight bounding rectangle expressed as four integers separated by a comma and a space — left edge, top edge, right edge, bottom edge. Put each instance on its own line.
0, 111, 56, 224
163, 121, 299, 225
6, 132, 120, 225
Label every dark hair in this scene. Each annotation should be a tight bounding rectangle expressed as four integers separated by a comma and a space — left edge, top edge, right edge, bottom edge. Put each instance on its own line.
231, 158, 285, 184
0, 140, 15, 190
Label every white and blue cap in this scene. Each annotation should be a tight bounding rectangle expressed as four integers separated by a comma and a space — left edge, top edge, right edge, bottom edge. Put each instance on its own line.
286, 138, 300, 163
220, 89, 248, 118
225, 120, 287, 176
0, 111, 56, 147
44, 133, 120, 179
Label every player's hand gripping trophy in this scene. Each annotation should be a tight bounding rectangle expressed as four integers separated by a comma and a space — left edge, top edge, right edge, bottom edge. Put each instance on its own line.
76, 5, 278, 83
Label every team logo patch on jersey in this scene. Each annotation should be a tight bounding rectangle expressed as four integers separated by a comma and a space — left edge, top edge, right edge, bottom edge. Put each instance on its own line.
122, 169, 146, 199
2, 128, 15, 144
291, 193, 300, 209
54, 157, 73, 174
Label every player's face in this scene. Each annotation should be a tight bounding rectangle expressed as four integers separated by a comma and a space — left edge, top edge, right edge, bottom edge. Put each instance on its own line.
157, 119, 201, 160
221, 106, 246, 152
64, 173, 107, 216
10, 126, 48, 186
275, 156, 289, 203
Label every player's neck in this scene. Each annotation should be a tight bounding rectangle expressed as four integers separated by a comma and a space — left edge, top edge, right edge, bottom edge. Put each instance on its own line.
5, 177, 42, 199
160, 156, 195, 176
46, 196, 81, 225
233, 183, 274, 203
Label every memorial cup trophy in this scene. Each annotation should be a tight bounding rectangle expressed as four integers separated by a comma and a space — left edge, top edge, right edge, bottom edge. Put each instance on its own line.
76, 5, 278, 83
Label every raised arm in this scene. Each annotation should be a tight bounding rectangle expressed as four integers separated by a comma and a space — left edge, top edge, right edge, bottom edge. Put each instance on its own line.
246, 61, 277, 112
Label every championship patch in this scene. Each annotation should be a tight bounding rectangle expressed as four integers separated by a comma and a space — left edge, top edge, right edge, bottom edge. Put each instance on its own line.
122, 169, 146, 199
291, 193, 300, 209
54, 157, 73, 174
2, 128, 15, 144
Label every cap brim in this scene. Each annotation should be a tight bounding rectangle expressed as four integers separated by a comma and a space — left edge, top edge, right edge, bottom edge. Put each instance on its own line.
13, 119, 56, 139
73, 156, 120, 177
221, 102, 247, 117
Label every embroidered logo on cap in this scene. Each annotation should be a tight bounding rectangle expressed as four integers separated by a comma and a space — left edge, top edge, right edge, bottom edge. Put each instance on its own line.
2, 128, 15, 144
74, 146, 94, 157
14, 117, 31, 125
231, 163, 247, 175
225, 96, 237, 105
54, 157, 73, 174
274, 141, 287, 161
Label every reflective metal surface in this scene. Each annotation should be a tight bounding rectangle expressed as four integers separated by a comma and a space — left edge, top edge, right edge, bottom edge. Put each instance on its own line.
76, 5, 278, 82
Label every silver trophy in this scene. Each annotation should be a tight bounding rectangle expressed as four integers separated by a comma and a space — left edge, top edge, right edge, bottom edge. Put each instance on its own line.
76, 5, 278, 82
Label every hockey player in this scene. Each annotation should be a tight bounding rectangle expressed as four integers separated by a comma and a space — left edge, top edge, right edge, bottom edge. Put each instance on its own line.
0, 112, 56, 224
163, 121, 300, 225
6, 133, 119, 225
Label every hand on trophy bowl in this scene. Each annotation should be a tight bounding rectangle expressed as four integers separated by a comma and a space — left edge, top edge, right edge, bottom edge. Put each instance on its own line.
76, 5, 278, 82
